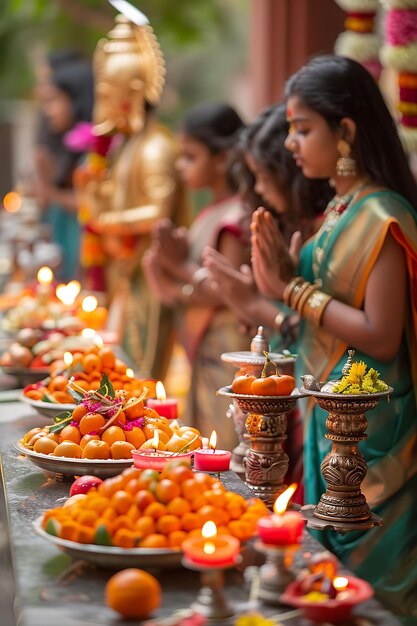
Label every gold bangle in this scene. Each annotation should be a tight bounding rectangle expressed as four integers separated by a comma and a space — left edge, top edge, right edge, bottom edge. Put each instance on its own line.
291, 281, 312, 311
274, 311, 286, 330
302, 290, 332, 326
296, 283, 319, 315
283, 277, 304, 306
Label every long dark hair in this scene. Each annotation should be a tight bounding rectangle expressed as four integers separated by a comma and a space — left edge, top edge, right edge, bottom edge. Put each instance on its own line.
234, 104, 331, 243
181, 103, 244, 193
285, 55, 417, 211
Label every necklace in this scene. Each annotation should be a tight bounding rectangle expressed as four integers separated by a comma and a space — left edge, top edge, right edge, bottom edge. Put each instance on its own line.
312, 178, 370, 283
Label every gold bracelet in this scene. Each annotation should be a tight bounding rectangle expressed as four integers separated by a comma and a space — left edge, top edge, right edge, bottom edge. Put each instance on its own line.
274, 310, 286, 330
291, 280, 312, 311
302, 290, 332, 326
296, 283, 319, 315
283, 276, 304, 306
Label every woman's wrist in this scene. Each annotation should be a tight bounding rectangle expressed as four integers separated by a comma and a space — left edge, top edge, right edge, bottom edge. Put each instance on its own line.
283, 276, 332, 326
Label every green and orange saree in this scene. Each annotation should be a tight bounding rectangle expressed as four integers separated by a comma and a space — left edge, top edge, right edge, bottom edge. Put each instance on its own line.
298, 190, 417, 624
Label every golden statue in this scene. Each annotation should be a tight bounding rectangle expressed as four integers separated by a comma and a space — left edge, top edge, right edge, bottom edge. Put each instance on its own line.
77, 13, 186, 378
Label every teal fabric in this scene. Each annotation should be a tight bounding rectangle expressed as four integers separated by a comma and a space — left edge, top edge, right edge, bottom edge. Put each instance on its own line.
297, 191, 417, 624
43, 203, 80, 280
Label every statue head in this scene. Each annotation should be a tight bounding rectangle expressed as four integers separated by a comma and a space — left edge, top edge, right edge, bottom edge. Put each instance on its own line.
93, 15, 165, 136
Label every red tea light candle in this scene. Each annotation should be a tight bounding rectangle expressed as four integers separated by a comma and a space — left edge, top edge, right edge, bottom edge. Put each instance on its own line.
182, 521, 240, 568
193, 431, 231, 472
257, 483, 304, 546
146, 381, 178, 419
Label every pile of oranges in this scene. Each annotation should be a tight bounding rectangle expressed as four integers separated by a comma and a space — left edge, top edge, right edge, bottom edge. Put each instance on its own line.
21, 408, 202, 460
42, 462, 269, 548
23, 345, 155, 404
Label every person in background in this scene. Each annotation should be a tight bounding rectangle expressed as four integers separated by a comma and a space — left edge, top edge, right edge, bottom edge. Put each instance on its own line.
35, 53, 93, 280
251, 55, 417, 623
203, 104, 330, 496
143, 102, 249, 450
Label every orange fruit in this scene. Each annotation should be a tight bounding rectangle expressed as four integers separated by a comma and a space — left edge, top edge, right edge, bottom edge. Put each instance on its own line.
163, 463, 194, 484
99, 347, 116, 369
181, 479, 201, 502
82, 353, 102, 374
50, 375, 69, 392
140, 534, 168, 548
135, 515, 155, 537
110, 441, 135, 459
111, 490, 134, 515
168, 530, 187, 548
180, 512, 201, 532
156, 514, 181, 535
124, 427, 146, 448
114, 358, 127, 374
144, 502, 166, 520
59, 425, 81, 445
79, 413, 106, 436
124, 402, 145, 420
82, 440, 110, 460
33, 436, 58, 455
166, 497, 191, 517
155, 479, 181, 504
232, 374, 256, 394
105, 568, 161, 619
71, 404, 89, 423
51, 390, 73, 403
53, 441, 82, 458
135, 490, 156, 510
80, 434, 100, 448
101, 426, 126, 446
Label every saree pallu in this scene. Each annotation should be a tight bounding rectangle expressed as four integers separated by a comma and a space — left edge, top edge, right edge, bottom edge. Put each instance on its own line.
297, 191, 417, 624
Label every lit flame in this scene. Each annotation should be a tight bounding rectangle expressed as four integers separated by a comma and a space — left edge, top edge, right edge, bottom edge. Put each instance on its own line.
333, 576, 349, 592
56, 283, 77, 306
202, 521, 217, 555
273, 483, 298, 515
66, 280, 81, 298
63, 352, 73, 367
155, 381, 166, 401
82, 295, 98, 313
153, 430, 159, 450
81, 328, 96, 339
3, 191, 22, 213
37, 266, 53, 285
126, 368, 134, 378
209, 430, 217, 451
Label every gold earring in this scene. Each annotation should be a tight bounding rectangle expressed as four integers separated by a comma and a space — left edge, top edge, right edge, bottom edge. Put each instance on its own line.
336, 139, 357, 177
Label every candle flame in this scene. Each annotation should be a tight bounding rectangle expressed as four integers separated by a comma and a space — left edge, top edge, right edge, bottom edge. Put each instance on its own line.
63, 352, 73, 367
126, 368, 134, 378
155, 381, 166, 401
37, 266, 53, 285
273, 483, 298, 515
333, 576, 349, 591
153, 430, 159, 450
66, 280, 81, 298
209, 430, 217, 451
202, 521, 217, 539
203, 541, 216, 555
82, 295, 98, 313
3, 191, 22, 213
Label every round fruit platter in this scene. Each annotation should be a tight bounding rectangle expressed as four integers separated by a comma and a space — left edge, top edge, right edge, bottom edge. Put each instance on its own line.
2, 366, 50, 388
32, 516, 182, 569
14, 442, 133, 479
19, 393, 75, 418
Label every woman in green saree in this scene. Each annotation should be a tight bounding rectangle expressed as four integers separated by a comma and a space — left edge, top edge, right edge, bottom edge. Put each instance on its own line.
251, 56, 417, 624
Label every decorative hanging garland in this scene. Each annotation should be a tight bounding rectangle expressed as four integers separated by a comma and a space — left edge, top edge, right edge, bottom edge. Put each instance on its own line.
380, 0, 417, 150
334, 0, 382, 80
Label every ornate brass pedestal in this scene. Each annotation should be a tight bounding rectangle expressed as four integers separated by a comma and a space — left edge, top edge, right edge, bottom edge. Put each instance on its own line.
255, 541, 299, 605
182, 559, 237, 624
221, 327, 295, 480
218, 388, 303, 508
300, 388, 392, 532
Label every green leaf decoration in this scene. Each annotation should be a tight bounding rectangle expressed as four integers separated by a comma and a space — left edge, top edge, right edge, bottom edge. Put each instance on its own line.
67, 387, 85, 404
97, 373, 115, 399
41, 391, 56, 403
49, 413, 73, 434
95, 524, 113, 546
45, 518, 61, 537
53, 410, 72, 423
